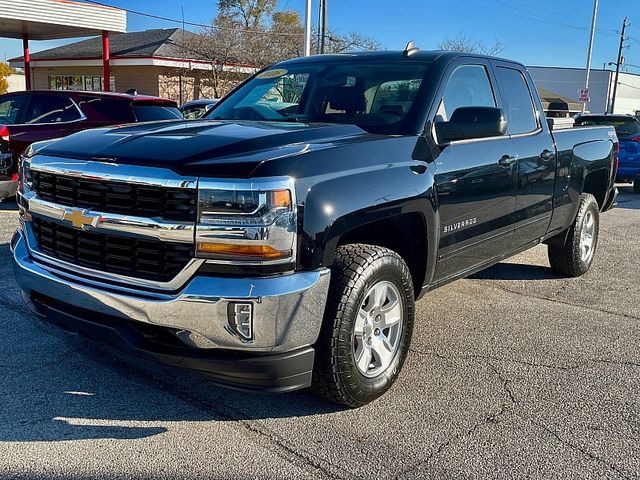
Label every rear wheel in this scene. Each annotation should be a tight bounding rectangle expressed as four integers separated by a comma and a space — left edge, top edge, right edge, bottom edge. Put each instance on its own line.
311, 244, 414, 408
634, 179, 640, 194
548, 193, 599, 277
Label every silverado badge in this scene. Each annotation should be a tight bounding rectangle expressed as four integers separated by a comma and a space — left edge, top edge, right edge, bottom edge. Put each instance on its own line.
62, 209, 100, 229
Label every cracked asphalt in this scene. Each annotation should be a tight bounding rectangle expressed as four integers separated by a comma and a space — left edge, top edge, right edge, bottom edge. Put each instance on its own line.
0, 186, 638, 480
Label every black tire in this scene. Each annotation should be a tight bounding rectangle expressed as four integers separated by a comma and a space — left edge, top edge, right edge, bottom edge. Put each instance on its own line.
311, 244, 414, 408
634, 179, 640, 194
548, 193, 599, 277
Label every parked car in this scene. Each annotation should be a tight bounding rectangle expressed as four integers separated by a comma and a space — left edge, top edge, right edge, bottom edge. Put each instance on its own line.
0, 90, 182, 201
12, 48, 618, 407
179, 98, 219, 119
575, 114, 640, 193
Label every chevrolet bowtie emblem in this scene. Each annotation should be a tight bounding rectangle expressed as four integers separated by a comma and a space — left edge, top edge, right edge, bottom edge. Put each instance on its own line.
63, 210, 98, 229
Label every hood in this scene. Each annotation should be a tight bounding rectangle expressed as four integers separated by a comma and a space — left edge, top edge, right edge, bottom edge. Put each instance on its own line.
37, 119, 374, 177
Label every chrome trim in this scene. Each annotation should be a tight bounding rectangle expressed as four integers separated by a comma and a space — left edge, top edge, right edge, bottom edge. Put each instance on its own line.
13, 228, 330, 352
21, 218, 204, 292
29, 155, 198, 189
26, 192, 195, 243
196, 176, 297, 265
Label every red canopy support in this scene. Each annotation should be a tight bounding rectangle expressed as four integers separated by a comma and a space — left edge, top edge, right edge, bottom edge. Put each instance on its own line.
102, 30, 110, 91
22, 33, 31, 90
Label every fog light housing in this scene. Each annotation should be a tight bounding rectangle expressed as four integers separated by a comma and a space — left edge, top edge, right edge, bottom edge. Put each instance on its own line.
227, 302, 253, 341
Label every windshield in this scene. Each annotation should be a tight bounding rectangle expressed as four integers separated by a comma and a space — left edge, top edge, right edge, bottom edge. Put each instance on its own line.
576, 116, 640, 138
206, 62, 429, 135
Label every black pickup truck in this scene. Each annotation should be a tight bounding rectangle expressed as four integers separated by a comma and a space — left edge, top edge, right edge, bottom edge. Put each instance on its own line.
11, 48, 618, 407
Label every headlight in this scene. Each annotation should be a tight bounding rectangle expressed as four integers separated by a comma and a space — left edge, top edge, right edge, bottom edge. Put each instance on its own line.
195, 177, 296, 265
17, 154, 32, 194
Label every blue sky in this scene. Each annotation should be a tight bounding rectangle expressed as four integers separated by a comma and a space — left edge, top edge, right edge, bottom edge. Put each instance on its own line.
3, 0, 640, 71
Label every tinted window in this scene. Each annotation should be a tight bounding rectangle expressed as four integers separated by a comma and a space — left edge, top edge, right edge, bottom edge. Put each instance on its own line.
132, 105, 183, 122
0, 94, 27, 124
23, 95, 82, 124
437, 65, 496, 121
575, 116, 640, 138
496, 67, 538, 134
371, 80, 422, 117
206, 62, 429, 135
78, 96, 135, 123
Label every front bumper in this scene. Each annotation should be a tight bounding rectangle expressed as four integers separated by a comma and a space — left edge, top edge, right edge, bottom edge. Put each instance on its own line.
0, 178, 17, 201
11, 228, 331, 392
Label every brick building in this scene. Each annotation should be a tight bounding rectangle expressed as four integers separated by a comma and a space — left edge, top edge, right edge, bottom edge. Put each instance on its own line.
9, 28, 252, 104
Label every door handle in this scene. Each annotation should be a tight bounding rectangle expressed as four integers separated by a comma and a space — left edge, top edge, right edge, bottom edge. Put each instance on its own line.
539, 149, 555, 162
498, 155, 517, 167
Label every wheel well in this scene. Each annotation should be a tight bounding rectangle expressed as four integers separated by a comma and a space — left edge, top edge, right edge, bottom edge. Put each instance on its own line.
583, 169, 608, 209
337, 213, 427, 297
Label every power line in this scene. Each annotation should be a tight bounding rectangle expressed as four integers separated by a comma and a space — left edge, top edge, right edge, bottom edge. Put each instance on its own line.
459, 0, 618, 37
81, 0, 305, 36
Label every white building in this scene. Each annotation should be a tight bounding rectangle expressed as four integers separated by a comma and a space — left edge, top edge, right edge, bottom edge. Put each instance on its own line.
528, 66, 640, 115
7, 73, 25, 92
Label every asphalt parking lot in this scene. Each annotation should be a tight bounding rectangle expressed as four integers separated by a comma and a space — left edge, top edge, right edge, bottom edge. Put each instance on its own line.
0, 187, 638, 480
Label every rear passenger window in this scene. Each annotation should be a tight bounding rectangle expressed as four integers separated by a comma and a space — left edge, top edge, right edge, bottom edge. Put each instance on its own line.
23, 95, 82, 124
78, 97, 135, 123
496, 67, 538, 134
437, 65, 496, 121
132, 105, 183, 121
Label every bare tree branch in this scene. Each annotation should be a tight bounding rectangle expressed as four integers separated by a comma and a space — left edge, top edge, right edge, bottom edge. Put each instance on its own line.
439, 33, 505, 56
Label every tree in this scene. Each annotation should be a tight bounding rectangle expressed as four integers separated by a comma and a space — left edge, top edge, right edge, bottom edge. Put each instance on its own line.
317, 31, 381, 54
439, 33, 505, 56
0, 62, 14, 95
219, 0, 277, 28
178, 3, 381, 97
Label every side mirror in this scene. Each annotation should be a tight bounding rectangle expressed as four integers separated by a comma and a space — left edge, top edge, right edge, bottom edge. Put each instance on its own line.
434, 106, 507, 145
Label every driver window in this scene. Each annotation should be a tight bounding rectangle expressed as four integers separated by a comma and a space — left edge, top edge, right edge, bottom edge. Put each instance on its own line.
436, 65, 496, 122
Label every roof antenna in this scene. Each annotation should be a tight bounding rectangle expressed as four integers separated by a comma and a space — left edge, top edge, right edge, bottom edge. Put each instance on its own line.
403, 41, 419, 56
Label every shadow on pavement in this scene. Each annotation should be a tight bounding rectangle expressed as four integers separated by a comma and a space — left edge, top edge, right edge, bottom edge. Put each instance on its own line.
0, 198, 18, 212
614, 185, 640, 210
0, 242, 343, 444
470, 261, 561, 281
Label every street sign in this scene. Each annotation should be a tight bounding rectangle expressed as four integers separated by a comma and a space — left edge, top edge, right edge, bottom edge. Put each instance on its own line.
579, 88, 590, 102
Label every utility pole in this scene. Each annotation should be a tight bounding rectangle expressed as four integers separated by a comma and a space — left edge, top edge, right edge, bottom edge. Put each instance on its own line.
303, 0, 312, 56
582, 0, 599, 113
610, 17, 629, 114
320, 0, 327, 54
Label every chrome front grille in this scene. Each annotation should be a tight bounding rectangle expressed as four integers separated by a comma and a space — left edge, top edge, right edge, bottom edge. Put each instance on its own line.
22, 156, 200, 287
32, 170, 197, 222
32, 217, 193, 282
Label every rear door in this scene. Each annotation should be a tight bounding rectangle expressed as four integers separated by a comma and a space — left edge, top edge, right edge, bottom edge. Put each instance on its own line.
493, 63, 556, 247
432, 60, 518, 281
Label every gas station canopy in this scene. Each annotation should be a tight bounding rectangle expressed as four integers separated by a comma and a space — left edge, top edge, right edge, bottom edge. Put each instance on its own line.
0, 0, 126, 40
0, 0, 126, 91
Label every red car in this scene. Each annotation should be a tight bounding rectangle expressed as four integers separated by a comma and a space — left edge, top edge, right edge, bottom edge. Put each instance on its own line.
0, 90, 182, 201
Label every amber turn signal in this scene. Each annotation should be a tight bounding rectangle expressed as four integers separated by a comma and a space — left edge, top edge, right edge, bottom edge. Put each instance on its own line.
269, 190, 292, 208
197, 242, 290, 259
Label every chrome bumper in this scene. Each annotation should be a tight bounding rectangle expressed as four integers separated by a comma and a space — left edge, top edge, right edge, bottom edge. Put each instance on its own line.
11, 228, 330, 353
0, 178, 17, 200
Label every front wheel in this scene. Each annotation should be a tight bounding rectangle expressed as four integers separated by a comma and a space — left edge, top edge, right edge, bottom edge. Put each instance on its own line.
634, 179, 640, 194
548, 193, 599, 277
311, 244, 414, 408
